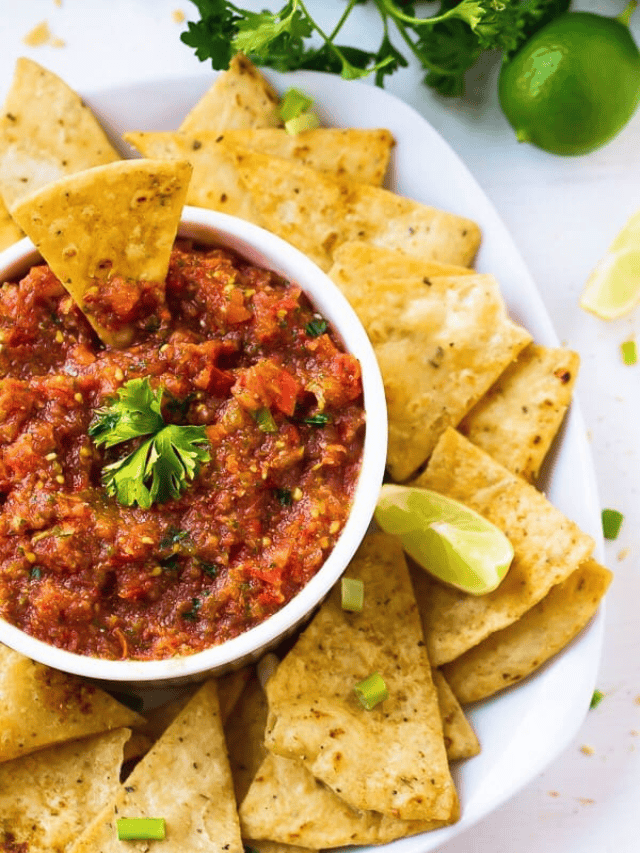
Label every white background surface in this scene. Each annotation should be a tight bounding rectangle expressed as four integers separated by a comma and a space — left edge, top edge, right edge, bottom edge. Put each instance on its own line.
1, 2, 639, 851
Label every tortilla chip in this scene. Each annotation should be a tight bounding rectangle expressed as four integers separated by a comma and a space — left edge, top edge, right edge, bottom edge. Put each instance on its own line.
0, 643, 144, 763
0, 727, 130, 853
247, 841, 317, 853
69, 680, 243, 853
124, 128, 393, 224
432, 668, 480, 761
225, 674, 270, 804
0, 57, 120, 209
239, 752, 449, 849
179, 53, 281, 135
441, 559, 612, 703
264, 532, 457, 822
329, 268, 532, 481
222, 127, 394, 187
0, 194, 22, 250
228, 147, 481, 271
457, 343, 580, 481
410, 428, 596, 665
10, 158, 192, 347
330, 240, 474, 280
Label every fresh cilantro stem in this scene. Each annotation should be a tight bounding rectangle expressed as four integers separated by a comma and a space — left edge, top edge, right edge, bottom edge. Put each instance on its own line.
183, 0, 571, 96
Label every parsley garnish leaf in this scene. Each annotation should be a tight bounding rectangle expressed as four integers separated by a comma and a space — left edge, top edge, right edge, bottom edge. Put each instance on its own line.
91, 378, 210, 508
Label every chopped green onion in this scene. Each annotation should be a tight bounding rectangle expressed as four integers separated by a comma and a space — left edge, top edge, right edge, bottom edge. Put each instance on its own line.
305, 317, 328, 338
341, 577, 364, 612
590, 689, 605, 709
275, 488, 293, 506
602, 508, 624, 540
279, 88, 314, 122
621, 340, 637, 365
117, 817, 166, 840
285, 111, 320, 136
354, 671, 388, 710
254, 407, 277, 433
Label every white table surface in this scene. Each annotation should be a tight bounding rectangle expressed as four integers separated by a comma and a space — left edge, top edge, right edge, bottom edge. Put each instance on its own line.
1, 2, 639, 851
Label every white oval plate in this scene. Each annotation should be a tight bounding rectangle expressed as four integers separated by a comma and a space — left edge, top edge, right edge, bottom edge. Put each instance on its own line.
84, 71, 606, 850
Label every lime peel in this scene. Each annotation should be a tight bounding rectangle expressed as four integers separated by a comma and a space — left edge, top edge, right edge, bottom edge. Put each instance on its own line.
374, 484, 514, 595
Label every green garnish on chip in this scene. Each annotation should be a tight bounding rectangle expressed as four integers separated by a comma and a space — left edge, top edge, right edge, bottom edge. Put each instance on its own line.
117, 817, 166, 840
90, 377, 210, 509
279, 87, 319, 135
590, 688, 605, 709
354, 671, 388, 710
621, 339, 637, 365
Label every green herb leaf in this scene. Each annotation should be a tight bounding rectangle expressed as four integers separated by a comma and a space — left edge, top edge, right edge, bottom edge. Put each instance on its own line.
91, 378, 210, 508
305, 317, 328, 337
304, 412, 331, 426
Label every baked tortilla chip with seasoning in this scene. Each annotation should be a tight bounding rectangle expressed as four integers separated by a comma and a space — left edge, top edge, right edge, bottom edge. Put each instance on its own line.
0, 643, 143, 763
239, 751, 450, 849
69, 680, 243, 853
179, 53, 282, 134
228, 146, 481, 271
328, 267, 532, 481
432, 668, 480, 760
123, 127, 394, 223
457, 342, 580, 482
0, 57, 120, 209
0, 728, 130, 853
409, 428, 596, 665
10, 158, 192, 347
264, 532, 458, 823
330, 240, 474, 281
441, 558, 612, 703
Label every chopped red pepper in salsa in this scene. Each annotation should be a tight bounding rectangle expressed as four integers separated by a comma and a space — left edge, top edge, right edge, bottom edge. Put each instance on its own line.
0, 241, 365, 660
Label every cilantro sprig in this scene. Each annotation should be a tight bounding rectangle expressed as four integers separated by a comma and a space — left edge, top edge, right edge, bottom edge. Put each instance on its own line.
89, 378, 210, 509
181, 0, 570, 96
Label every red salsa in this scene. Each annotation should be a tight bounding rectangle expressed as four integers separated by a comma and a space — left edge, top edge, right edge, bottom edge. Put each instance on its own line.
0, 242, 365, 659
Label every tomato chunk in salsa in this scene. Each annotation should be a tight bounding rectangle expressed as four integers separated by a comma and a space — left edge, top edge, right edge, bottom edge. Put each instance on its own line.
0, 242, 365, 659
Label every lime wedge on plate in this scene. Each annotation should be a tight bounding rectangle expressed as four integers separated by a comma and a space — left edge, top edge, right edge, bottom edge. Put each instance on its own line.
580, 247, 640, 319
374, 484, 514, 595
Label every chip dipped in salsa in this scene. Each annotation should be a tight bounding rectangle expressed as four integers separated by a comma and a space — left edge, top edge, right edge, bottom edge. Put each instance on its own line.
0, 240, 365, 660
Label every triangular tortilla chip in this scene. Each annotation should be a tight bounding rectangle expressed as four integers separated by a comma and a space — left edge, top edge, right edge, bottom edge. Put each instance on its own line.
0, 57, 120, 209
239, 752, 448, 848
10, 158, 192, 346
222, 127, 395, 187
441, 559, 612, 703
69, 680, 243, 853
264, 532, 457, 822
410, 428, 596, 665
458, 342, 580, 481
124, 127, 395, 225
0, 195, 22, 251
432, 668, 480, 760
0, 728, 130, 853
328, 266, 532, 481
228, 147, 481, 271
179, 53, 282, 134
0, 643, 144, 763
330, 240, 474, 280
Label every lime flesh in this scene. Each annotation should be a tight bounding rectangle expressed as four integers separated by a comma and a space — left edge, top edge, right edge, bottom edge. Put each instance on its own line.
499, 12, 640, 156
581, 247, 640, 319
374, 484, 514, 595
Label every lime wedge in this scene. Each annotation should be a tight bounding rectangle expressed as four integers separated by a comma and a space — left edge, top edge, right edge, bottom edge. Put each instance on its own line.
374, 484, 514, 595
580, 246, 640, 319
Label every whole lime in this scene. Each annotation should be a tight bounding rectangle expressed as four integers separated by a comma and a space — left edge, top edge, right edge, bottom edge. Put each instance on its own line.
499, 10, 640, 155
